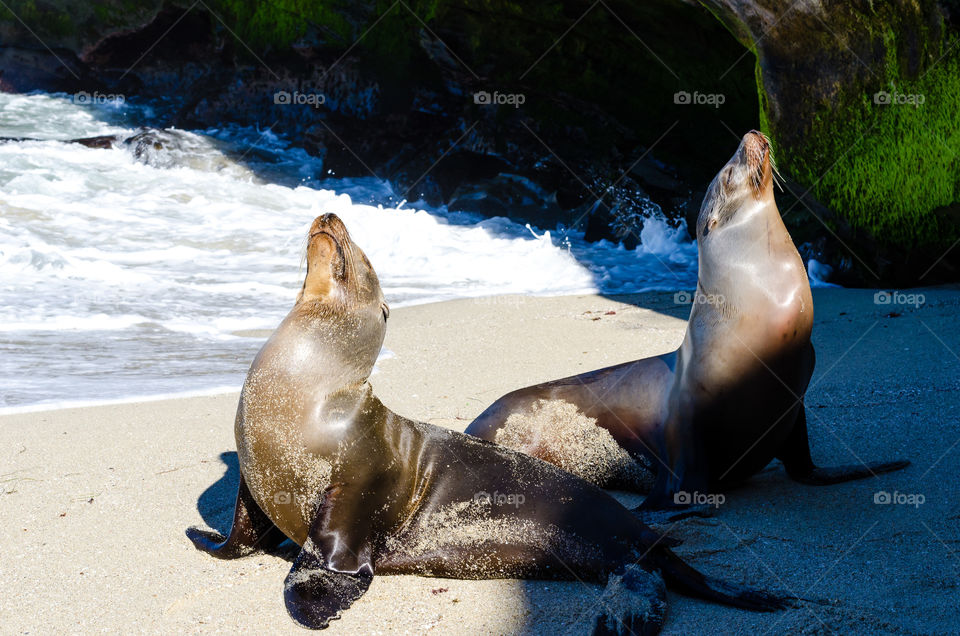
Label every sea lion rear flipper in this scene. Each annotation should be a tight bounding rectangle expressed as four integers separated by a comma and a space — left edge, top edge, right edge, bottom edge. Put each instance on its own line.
647, 548, 792, 612
593, 564, 667, 636
632, 504, 713, 527
186, 475, 286, 559
284, 481, 381, 629
778, 407, 910, 485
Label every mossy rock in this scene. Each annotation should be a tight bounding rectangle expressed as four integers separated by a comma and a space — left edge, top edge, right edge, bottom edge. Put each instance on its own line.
0, 1, 164, 51
706, 0, 960, 281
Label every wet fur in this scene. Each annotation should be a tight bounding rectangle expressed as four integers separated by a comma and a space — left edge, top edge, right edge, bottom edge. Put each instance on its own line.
187, 213, 789, 632
466, 131, 909, 509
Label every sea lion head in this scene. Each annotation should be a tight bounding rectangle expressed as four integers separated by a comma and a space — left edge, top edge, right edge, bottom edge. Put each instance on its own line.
293, 213, 389, 380
696, 130, 775, 241
693, 131, 811, 327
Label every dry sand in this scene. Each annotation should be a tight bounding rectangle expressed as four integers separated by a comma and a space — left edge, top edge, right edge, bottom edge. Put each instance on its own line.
2, 288, 958, 634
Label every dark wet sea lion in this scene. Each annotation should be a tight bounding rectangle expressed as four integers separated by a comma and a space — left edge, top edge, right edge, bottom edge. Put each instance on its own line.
1, 127, 185, 154
186, 213, 788, 632
0, 134, 117, 148
466, 131, 909, 509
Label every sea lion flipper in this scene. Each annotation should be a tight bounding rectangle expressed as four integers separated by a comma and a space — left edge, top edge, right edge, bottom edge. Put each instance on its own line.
283, 541, 373, 629
647, 548, 792, 612
635, 410, 709, 511
186, 475, 285, 559
593, 564, 667, 636
778, 408, 911, 485
792, 460, 912, 485
283, 482, 379, 629
632, 504, 713, 527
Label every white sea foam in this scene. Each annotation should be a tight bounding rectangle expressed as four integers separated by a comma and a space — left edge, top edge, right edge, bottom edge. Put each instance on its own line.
0, 385, 241, 416
0, 92, 704, 408
807, 259, 840, 288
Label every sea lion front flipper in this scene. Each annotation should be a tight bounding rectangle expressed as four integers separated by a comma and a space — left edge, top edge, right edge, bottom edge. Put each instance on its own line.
284, 541, 373, 629
283, 482, 379, 629
186, 475, 286, 559
635, 406, 710, 511
778, 407, 910, 485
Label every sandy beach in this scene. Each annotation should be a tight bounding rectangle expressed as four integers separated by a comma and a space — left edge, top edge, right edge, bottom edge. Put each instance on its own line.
2, 288, 958, 634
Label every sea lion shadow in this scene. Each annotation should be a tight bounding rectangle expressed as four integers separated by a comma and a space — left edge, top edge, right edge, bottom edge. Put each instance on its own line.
194, 451, 298, 560
195, 451, 241, 532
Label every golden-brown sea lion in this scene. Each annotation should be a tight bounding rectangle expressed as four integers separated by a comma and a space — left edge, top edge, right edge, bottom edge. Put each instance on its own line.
465, 131, 909, 510
186, 213, 788, 632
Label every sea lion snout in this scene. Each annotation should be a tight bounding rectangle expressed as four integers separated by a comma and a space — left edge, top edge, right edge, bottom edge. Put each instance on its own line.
308, 213, 349, 241
301, 214, 352, 303
735, 131, 773, 199
315, 212, 342, 229
299, 214, 387, 317
740, 130, 769, 172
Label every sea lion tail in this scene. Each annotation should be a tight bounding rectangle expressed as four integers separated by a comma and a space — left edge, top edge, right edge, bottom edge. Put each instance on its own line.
593, 563, 667, 636
650, 548, 792, 611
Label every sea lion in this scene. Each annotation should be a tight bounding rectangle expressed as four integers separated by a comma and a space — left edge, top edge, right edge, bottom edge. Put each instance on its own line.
0, 128, 151, 150
0, 134, 118, 148
465, 131, 909, 509
186, 213, 788, 632
1, 128, 195, 159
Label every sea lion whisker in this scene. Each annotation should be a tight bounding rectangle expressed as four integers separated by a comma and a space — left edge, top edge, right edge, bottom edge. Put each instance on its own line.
298, 232, 309, 275
769, 151, 784, 192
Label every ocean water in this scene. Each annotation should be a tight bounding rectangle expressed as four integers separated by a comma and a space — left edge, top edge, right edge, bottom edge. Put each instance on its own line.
0, 92, 705, 409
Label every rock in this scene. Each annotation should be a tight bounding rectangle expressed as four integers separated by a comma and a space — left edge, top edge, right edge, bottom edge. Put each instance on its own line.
705, 0, 960, 282
0, 45, 96, 94
1, 0, 957, 284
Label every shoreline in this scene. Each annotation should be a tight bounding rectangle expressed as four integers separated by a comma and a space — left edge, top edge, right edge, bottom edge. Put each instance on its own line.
0, 385, 241, 417
2, 289, 959, 633
1, 284, 942, 416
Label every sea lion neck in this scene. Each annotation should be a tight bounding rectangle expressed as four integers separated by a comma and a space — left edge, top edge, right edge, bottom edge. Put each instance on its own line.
696, 197, 806, 306
264, 302, 385, 389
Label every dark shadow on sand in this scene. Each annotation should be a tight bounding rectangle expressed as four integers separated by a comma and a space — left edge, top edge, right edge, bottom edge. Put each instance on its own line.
193, 450, 298, 560
195, 451, 241, 532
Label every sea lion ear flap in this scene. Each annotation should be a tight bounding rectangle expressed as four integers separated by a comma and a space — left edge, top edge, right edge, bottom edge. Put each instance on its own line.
380, 302, 390, 321
722, 165, 736, 188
